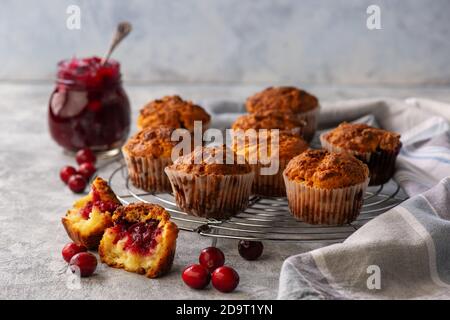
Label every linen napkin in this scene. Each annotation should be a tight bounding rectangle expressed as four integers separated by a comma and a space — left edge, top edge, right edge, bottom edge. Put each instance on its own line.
203, 97, 450, 299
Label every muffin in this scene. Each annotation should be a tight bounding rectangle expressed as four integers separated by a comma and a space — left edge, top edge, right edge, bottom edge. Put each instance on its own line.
245, 86, 320, 141
320, 123, 402, 185
231, 109, 306, 137
62, 177, 121, 249
122, 126, 180, 193
164, 145, 254, 219
283, 150, 369, 225
233, 131, 309, 196
137, 95, 211, 132
99, 203, 178, 278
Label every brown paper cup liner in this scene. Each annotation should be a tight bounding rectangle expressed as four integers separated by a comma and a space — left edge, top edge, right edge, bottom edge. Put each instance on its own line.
296, 106, 320, 142
164, 168, 254, 219
251, 159, 289, 197
320, 133, 401, 185
283, 174, 369, 225
122, 150, 173, 193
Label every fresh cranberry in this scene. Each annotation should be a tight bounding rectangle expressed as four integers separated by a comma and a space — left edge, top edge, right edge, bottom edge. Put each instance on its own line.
182, 264, 211, 290
199, 247, 225, 272
62, 243, 87, 262
69, 252, 97, 277
238, 241, 264, 261
78, 162, 96, 180
211, 266, 239, 293
76, 148, 96, 165
68, 174, 87, 193
60, 166, 77, 184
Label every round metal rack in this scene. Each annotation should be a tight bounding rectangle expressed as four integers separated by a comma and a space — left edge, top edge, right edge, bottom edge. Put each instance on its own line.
108, 162, 408, 243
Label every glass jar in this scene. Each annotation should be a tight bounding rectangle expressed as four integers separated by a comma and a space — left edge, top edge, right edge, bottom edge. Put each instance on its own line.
48, 57, 131, 154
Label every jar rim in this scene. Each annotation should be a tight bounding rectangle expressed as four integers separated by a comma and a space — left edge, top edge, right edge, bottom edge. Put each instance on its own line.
56, 56, 122, 88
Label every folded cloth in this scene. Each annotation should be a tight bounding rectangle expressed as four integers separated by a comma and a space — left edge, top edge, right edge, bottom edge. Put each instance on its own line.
278, 177, 450, 299
203, 97, 450, 299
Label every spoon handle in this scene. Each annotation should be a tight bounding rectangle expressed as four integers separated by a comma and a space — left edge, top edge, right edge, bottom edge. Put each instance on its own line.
101, 22, 132, 65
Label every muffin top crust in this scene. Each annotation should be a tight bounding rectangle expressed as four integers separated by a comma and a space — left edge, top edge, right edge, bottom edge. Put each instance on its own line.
284, 149, 369, 189
233, 131, 309, 161
246, 86, 318, 114
322, 123, 401, 153
166, 145, 251, 176
137, 95, 211, 131
112, 203, 170, 225
122, 126, 176, 158
231, 109, 306, 132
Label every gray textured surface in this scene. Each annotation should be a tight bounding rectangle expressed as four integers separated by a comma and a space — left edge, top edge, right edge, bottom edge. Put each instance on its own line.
1, 83, 450, 300
1, 0, 450, 85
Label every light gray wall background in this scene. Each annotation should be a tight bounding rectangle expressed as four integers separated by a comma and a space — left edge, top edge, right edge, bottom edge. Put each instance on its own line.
1, 0, 449, 86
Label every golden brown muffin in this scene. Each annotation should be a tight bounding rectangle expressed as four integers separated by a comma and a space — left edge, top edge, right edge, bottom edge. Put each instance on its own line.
245, 87, 319, 141
246, 86, 318, 114
283, 150, 369, 225
122, 126, 194, 192
137, 95, 211, 132
168, 145, 252, 176
321, 123, 401, 153
165, 146, 254, 219
284, 149, 369, 189
99, 203, 178, 278
232, 109, 306, 133
232, 131, 309, 196
62, 177, 121, 249
123, 126, 176, 159
320, 122, 402, 185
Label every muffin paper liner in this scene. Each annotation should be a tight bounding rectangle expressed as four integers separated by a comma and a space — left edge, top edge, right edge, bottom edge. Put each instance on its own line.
283, 173, 369, 225
296, 106, 320, 142
164, 168, 254, 219
251, 159, 289, 197
320, 133, 401, 185
123, 150, 173, 193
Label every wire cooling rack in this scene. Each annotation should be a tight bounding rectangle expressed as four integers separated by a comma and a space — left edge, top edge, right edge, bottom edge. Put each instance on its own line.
107, 161, 408, 243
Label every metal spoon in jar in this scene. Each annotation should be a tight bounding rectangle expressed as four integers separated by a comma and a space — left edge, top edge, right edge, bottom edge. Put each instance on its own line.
101, 22, 132, 65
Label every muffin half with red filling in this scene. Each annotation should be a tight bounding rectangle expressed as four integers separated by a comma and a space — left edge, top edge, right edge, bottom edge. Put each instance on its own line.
62, 177, 121, 249
99, 203, 178, 278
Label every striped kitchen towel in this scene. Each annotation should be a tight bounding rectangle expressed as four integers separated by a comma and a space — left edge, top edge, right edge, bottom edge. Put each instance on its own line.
277, 97, 450, 299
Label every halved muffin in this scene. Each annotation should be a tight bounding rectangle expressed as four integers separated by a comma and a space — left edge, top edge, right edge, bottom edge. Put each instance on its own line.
99, 203, 178, 278
62, 177, 121, 249
137, 95, 211, 132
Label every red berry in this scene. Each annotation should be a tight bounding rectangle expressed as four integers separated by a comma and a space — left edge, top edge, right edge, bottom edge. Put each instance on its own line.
78, 162, 96, 180
68, 174, 87, 193
60, 166, 77, 184
69, 252, 97, 277
238, 241, 264, 261
76, 148, 96, 165
199, 247, 225, 272
182, 264, 210, 290
62, 243, 87, 263
211, 266, 239, 293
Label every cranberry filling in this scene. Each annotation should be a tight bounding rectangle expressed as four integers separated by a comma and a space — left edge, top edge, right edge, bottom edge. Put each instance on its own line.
112, 219, 162, 256
78, 188, 120, 219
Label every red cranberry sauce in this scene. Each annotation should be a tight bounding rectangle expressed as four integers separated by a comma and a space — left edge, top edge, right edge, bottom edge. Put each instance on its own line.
48, 56, 130, 152
78, 187, 120, 219
111, 219, 162, 256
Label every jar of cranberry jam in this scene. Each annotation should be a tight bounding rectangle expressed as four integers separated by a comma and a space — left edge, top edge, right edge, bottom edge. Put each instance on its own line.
48, 56, 130, 154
